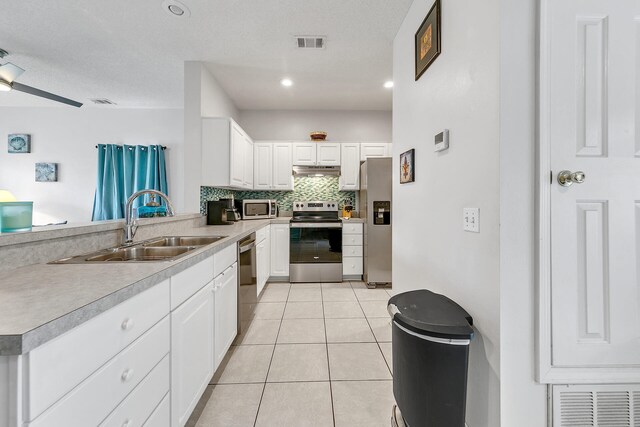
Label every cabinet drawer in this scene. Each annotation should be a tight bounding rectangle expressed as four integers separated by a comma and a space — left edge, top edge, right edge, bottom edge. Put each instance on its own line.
256, 225, 269, 243
343, 257, 363, 275
100, 354, 170, 427
25, 280, 170, 421
342, 223, 363, 235
343, 246, 363, 257
172, 256, 214, 310
29, 316, 170, 427
143, 392, 170, 427
214, 243, 237, 277
342, 234, 363, 246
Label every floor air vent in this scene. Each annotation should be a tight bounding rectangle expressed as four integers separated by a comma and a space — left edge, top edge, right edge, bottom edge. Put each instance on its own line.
553, 385, 640, 427
90, 98, 117, 105
295, 36, 326, 49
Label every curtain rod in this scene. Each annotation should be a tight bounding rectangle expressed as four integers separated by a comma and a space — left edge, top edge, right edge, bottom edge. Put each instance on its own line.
95, 145, 167, 150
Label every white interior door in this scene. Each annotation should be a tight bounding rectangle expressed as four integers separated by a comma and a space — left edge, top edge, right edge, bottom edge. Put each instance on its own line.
546, 0, 640, 370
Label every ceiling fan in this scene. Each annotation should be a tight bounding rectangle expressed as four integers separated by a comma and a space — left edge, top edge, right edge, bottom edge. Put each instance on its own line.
0, 48, 83, 108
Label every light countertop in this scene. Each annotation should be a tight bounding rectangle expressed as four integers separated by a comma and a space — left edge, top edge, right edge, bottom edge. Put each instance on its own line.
0, 219, 274, 356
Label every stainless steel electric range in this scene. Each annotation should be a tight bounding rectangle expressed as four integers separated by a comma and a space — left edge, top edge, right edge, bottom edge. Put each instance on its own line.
289, 201, 343, 283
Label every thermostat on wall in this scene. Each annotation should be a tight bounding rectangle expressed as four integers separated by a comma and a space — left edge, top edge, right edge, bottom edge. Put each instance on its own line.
434, 129, 449, 152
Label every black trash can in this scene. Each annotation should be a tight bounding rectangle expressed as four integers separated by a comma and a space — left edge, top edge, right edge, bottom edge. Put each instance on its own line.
388, 290, 474, 427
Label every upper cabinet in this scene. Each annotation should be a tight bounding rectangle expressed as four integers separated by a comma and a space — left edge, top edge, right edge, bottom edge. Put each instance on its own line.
292, 142, 341, 166
254, 142, 293, 191
202, 118, 253, 190
360, 142, 391, 160
339, 143, 360, 191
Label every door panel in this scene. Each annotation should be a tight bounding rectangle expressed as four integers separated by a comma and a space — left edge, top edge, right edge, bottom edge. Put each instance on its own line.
254, 143, 273, 190
230, 124, 244, 187
548, 0, 640, 368
273, 143, 293, 190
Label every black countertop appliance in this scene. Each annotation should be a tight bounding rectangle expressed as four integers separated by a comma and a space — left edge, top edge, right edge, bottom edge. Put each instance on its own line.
207, 198, 240, 225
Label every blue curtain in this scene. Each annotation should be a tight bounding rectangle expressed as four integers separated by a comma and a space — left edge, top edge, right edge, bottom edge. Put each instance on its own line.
92, 144, 168, 221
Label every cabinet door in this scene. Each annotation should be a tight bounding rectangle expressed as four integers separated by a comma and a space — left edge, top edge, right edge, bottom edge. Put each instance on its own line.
292, 142, 317, 166
339, 143, 360, 190
254, 143, 273, 190
256, 239, 267, 296
243, 136, 254, 189
229, 123, 245, 187
273, 143, 294, 190
214, 263, 238, 371
317, 143, 341, 166
270, 224, 290, 277
171, 282, 214, 427
360, 142, 389, 160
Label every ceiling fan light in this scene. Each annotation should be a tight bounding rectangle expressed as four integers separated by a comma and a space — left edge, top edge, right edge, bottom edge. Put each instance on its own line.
0, 80, 11, 92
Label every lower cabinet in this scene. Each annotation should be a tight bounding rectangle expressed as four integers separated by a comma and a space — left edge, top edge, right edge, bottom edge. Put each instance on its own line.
214, 262, 238, 371
256, 226, 271, 296
171, 282, 215, 427
270, 224, 290, 278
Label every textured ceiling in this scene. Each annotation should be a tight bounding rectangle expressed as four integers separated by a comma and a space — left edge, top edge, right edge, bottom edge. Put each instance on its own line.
0, 0, 412, 110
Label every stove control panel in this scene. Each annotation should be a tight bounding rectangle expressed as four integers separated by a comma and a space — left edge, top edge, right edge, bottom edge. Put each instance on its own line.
293, 201, 339, 211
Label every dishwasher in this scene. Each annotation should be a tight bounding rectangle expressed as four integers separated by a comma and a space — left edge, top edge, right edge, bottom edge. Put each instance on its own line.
237, 233, 257, 334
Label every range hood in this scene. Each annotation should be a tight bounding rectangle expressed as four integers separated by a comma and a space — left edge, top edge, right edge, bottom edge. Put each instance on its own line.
292, 166, 341, 177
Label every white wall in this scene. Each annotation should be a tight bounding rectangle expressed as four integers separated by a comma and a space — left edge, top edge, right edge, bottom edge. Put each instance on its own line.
240, 109, 391, 142
0, 107, 183, 225
392, 0, 501, 425
183, 61, 240, 212
499, 0, 548, 425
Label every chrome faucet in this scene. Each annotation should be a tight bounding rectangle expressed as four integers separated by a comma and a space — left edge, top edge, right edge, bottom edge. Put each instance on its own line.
124, 189, 175, 243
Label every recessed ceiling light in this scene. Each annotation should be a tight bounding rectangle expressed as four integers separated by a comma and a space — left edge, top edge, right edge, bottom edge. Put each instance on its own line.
384, 81, 394, 89
161, 0, 191, 17
0, 80, 11, 92
281, 78, 293, 87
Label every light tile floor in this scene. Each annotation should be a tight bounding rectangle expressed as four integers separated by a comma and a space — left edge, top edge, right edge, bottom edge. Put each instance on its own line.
192, 281, 395, 427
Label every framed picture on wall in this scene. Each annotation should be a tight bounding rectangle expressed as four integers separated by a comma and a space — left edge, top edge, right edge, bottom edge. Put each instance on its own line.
8, 134, 31, 153
415, 0, 441, 80
400, 149, 415, 184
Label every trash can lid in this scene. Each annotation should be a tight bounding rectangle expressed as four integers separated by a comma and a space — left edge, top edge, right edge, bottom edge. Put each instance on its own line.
388, 290, 474, 340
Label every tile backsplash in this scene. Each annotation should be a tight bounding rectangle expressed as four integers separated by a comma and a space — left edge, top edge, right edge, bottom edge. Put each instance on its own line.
200, 176, 356, 214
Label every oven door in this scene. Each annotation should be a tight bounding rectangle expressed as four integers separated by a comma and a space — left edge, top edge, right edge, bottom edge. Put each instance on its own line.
289, 222, 343, 282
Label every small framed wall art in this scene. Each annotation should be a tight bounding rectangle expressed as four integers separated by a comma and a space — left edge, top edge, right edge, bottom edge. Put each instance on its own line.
415, 0, 441, 80
8, 134, 31, 153
400, 149, 415, 184
35, 163, 58, 182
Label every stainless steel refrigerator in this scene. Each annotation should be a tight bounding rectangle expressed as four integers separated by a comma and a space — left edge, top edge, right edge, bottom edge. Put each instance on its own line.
360, 157, 392, 287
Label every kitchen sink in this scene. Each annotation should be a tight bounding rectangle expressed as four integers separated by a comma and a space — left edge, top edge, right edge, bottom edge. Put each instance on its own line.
85, 246, 194, 262
143, 236, 226, 247
49, 235, 228, 264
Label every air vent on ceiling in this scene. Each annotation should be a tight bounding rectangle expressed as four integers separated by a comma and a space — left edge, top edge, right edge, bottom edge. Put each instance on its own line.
90, 98, 117, 105
552, 384, 640, 427
295, 36, 326, 49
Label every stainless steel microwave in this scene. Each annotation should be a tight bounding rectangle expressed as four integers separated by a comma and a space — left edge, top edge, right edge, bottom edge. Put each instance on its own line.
236, 199, 278, 219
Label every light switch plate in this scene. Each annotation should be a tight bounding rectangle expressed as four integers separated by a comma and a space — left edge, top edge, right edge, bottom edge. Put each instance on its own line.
463, 208, 480, 233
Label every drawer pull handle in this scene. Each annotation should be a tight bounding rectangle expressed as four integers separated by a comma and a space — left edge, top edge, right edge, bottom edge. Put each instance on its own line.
122, 420, 131, 427
121, 369, 134, 382
121, 318, 135, 331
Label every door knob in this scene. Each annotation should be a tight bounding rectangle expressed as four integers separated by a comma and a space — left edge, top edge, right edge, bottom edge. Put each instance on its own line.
557, 170, 585, 187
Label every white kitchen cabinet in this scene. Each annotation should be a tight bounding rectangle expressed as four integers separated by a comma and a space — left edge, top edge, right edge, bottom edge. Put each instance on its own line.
171, 282, 215, 427
243, 135, 254, 189
202, 117, 254, 190
270, 223, 290, 278
292, 142, 317, 165
214, 262, 238, 371
339, 143, 361, 190
254, 143, 273, 190
256, 226, 271, 295
342, 223, 363, 278
360, 142, 391, 160
273, 143, 294, 189
254, 142, 293, 190
292, 142, 340, 166
317, 143, 341, 165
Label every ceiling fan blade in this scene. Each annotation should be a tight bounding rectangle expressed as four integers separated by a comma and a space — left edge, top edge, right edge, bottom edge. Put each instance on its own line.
0, 62, 25, 83
11, 82, 83, 108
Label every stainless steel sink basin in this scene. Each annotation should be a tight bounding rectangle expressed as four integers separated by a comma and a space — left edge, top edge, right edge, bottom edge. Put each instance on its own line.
143, 236, 226, 247
85, 246, 194, 262
49, 234, 228, 264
